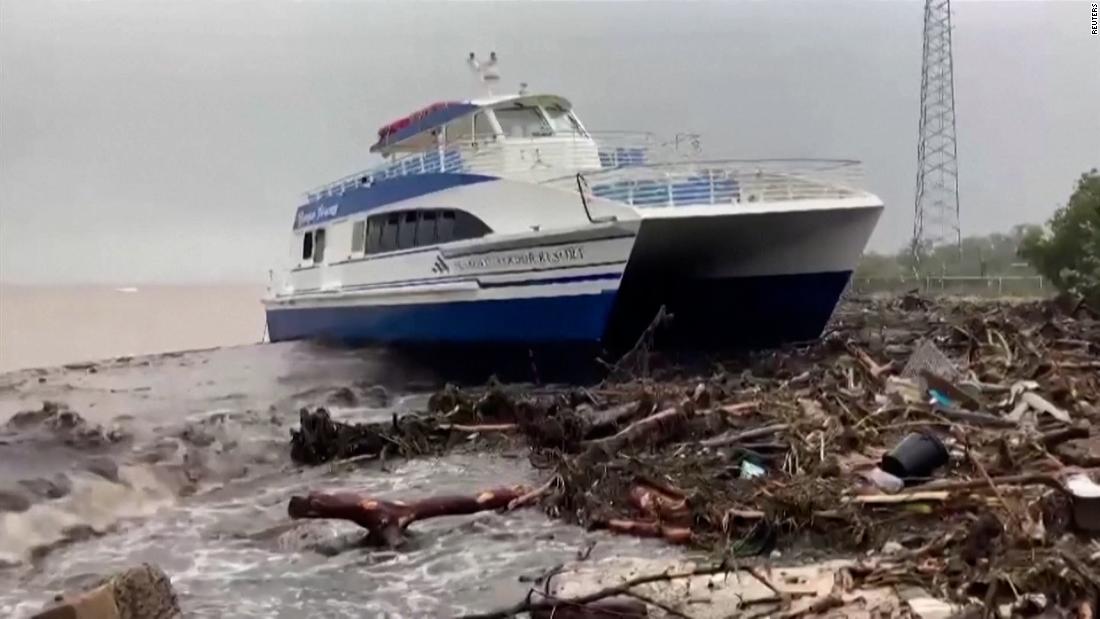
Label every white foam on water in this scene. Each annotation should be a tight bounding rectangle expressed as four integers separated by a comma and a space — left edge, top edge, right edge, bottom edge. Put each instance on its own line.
0, 465, 176, 563
0, 399, 683, 617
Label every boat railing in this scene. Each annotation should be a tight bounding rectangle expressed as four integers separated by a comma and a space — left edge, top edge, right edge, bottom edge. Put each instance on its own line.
304, 139, 498, 201
303, 131, 708, 201
545, 159, 869, 207
587, 131, 703, 167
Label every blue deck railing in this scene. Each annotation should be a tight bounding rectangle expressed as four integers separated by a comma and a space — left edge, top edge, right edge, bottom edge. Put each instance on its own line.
552, 159, 868, 208
591, 171, 741, 206
305, 132, 686, 200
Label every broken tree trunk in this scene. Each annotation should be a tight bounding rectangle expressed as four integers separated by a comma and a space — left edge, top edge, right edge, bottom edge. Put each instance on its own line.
287, 485, 529, 547
581, 401, 654, 441
582, 407, 687, 459
700, 423, 789, 448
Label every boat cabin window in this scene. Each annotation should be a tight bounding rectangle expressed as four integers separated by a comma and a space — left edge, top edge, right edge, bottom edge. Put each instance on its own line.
445, 111, 495, 143
494, 105, 552, 138
417, 210, 438, 244
473, 112, 494, 139
398, 212, 418, 249
451, 209, 491, 241
436, 210, 455, 243
365, 218, 383, 254
545, 104, 585, 136
380, 214, 399, 252
301, 231, 314, 261
312, 228, 326, 264
362, 209, 490, 255
351, 220, 367, 255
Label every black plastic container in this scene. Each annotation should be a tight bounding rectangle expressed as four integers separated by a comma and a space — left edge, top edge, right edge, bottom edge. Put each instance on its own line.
880, 432, 949, 482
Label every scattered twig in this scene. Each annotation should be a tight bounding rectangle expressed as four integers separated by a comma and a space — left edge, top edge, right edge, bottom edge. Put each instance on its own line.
583, 407, 686, 456
918, 473, 1072, 497
719, 401, 761, 416
458, 563, 741, 619
599, 305, 671, 381
623, 589, 694, 619
932, 406, 1018, 428
849, 344, 895, 379
508, 476, 559, 511
747, 566, 785, 599
700, 423, 790, 448
1038, 424, 1090, 449
848, 491, 950, 505
437, 423, 519, 433
968, 450, 1027, 534
1059, 550, 1100, 593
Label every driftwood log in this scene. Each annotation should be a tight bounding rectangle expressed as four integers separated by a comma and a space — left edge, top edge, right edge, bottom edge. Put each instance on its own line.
288, 485, 529, 547
582, 407, 687, 458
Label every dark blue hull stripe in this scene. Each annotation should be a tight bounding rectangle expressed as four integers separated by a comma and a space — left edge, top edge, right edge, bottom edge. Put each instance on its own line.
267, 291, 618, 344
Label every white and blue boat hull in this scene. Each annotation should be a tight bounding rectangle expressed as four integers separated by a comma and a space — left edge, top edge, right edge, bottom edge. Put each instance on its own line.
267, 286, 620, 344
265, 226, 635, 345
265, 197, 882, 350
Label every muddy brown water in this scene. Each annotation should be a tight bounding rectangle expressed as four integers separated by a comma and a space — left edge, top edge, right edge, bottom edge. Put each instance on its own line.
0, 342, 679, 617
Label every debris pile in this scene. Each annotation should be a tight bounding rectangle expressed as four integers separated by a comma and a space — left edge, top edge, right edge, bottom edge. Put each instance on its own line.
288, 294, 1100, 616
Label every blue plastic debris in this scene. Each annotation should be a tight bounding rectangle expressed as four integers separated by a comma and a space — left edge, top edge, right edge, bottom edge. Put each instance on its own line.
928, 389, 955, 408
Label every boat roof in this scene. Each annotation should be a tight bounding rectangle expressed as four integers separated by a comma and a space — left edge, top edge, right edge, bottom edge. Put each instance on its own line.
370, 93, 573, 153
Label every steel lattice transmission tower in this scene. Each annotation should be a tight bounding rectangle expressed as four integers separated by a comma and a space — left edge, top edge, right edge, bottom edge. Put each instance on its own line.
912, 0, 961, 267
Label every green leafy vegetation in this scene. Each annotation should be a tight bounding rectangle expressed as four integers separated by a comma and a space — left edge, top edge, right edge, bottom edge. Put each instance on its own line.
1020, 169, 1100, 305
856, 170, 1100, 301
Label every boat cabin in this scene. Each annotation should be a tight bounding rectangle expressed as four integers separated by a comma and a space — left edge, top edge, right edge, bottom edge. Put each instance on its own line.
370, 93, 593, 156
304, 94, 608, 204
282, 93, 634, 289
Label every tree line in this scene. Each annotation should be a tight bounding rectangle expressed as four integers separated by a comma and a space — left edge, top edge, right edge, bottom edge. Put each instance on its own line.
857, 168, 1100, 305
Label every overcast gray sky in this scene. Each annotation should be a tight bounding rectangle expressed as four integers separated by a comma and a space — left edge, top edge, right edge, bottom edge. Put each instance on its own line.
1, 0, 1097, 284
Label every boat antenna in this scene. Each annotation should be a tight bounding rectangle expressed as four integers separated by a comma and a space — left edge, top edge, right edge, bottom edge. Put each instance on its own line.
467, 51, 500, 96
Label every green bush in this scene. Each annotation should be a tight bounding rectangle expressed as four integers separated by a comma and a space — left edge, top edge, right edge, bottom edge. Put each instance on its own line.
1020, 169, 1100, 305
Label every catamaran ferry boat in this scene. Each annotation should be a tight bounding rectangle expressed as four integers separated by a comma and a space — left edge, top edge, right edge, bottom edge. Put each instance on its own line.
264, 61, 883, 352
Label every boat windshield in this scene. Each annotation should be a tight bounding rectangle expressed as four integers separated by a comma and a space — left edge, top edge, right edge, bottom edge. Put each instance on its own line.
544, 104, 585, 137
494, 105, 553, 138
445, 111, 494, 142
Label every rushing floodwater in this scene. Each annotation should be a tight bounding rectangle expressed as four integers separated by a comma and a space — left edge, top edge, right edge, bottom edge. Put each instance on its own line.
0, 341, 678, 617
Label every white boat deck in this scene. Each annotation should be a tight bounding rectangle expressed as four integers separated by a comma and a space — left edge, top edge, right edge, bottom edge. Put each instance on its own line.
553, 158, 870, 207
305, 132, 869, 209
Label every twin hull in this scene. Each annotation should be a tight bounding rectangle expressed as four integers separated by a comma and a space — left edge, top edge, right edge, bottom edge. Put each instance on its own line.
264, 200, 883, 351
